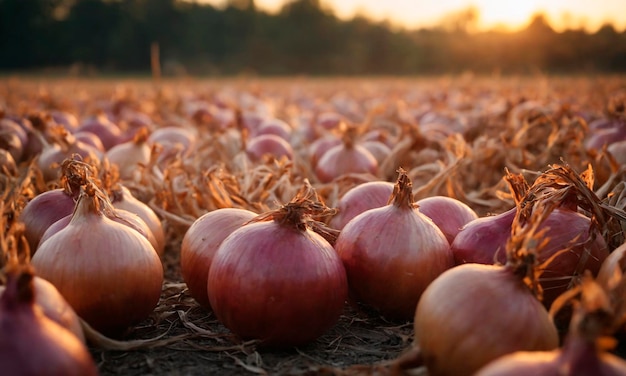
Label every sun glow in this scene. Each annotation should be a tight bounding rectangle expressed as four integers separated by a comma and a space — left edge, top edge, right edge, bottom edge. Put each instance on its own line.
476, 0, 543, 30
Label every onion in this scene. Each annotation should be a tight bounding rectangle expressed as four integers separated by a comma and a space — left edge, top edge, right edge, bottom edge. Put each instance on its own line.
106, 127, 152, 180
476, 275, 626, 376
39, 207, 160, 257
246, 134, 294, 161
0, 275, 85, 343
19, 159, 90, 253
50, 110, 80, 132
361, 140, 391, 164
181, 208, 257, 309
255, 118, 292, 140
309, 135, 341, 168
334, 169, 453, 319
78, 114, 123, 150
314, 127, 378, 183
73, 131, 106, 153
31, 184, 164, 336
0, 264, 98, 375
111, 185, 165, 257
416, 196, 478, 244
207, 184, 347, 347
0, 118, 29, 148
413, 263, 559, 376
0, 149, 17, 176
316, 111, 344, 130
36, 128, 103, 182
0, 129, 23, 163
452, 208, 609, 307
329, 181, 394, 230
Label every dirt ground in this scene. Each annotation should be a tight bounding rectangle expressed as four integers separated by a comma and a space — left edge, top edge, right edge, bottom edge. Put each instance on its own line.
89, 243, 418, 376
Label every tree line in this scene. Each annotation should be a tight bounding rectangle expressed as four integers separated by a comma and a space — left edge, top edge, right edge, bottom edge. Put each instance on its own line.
1, 0, 625, 76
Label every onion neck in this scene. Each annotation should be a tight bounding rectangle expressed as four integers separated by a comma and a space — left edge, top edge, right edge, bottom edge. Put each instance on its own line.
1, 266, 36, 311
390, 168, 416, 210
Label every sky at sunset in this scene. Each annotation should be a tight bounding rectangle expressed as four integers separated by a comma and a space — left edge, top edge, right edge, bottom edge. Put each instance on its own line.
200, 0, 626, 32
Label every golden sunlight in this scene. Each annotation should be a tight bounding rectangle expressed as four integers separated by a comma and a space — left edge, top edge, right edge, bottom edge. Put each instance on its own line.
475, 0, 543, 30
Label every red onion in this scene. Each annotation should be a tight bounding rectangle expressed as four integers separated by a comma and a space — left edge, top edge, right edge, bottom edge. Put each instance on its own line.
452, 207, 609, 307
19, 159, 90, 253
416, 196, 479, 244
309, 135, 341, 168
39, 207, 159, 257
314, 138, 378, 183
335, 170, 453, 319
50, 110, 79, 132
476, 275, 626, 376
181, 208, 257, 309
0, 264, 98, 375
256, 118, 292, 140
316, 111, 344, 130
31, 185, 164, 336
329, 181, 394, 230
78, 114, 123, 150
73, 131, 106, 152
361, 140, 391, 164
111, 185, 165, 257
246, 134, 294, 161
207, 186, 347, 347
0, 275, 85, 343
106, 127, 152, 180
0, 129, 23, 163
414, 263, 559, 376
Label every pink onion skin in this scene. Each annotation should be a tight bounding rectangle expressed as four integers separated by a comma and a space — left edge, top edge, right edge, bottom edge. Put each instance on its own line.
112, 186, 165, 257
0, 267, 98, 376
50, 110, 80, 132
451, 207, 609, 307
181, 208, 257, 309
246, 134, 294, 161
416, 196, 479, 244
314, 143, 378, 183
39, 208, 159, 257
329, 181, 394, 230
78, 115, 123, 150
0, 277, 85, 343
255, 118, 292, 140
476, 337, 626, 376
361, 140, 391, 164
415, 263, 559, 376
19, 189, 77, 255
208, 220, 348, 347
73, 131, 106, 153
309, 135, 341, 168
31, 192, 164, 336
335, 202, 453, 320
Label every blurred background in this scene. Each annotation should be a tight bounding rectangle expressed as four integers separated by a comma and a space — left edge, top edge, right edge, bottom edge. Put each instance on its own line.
1, 0, 625, 76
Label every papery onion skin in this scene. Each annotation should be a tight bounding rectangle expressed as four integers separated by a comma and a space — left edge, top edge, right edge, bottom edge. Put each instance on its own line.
0, 276, 85, 343
31, 191, 164, 336
181, 208, 257, 309
475, 342, 626, 376
414, 263, 559, 376
112, 186, 165, 257
0, 266, 98, 376
314, 143, 378, 183
20, 189, 78, 254
335, 204, 452, 320
329, 181, 394, 230
38, 207, 160, 258
246, 134, 294, 161
451, 207, 609, 307
416, 196, 479, 244
335, 173, 453, 320
208, 220, 348, 347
